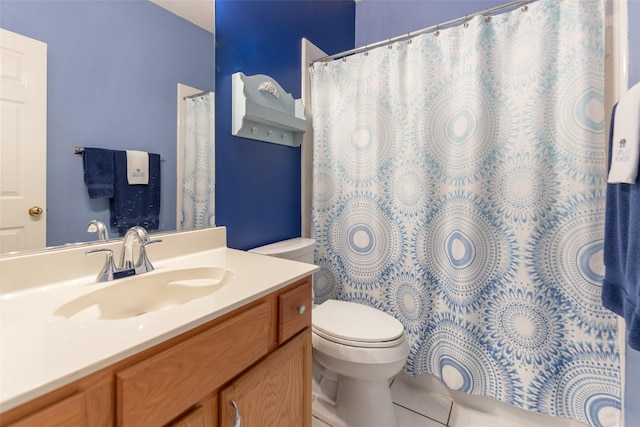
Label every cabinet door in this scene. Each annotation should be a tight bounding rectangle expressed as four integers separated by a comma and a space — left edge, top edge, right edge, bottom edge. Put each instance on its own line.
219, 330, 312, 427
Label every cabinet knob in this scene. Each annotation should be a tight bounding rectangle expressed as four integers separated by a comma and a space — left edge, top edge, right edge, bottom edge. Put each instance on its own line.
297, 304, 307, 314
231, 400, 242, 427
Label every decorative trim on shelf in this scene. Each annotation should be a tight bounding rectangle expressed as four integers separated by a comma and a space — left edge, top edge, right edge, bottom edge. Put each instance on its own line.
258, 81, 280, 99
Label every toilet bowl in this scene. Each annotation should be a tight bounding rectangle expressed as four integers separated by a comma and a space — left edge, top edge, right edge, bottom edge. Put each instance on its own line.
249, 238, 410, 427
312, 299, 409, 427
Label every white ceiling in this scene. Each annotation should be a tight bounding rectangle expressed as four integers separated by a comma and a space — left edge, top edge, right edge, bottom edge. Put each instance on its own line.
149, 0, 214, 33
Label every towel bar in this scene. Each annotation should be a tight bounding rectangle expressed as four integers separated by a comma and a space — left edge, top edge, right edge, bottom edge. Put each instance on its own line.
73, 146, 164, 161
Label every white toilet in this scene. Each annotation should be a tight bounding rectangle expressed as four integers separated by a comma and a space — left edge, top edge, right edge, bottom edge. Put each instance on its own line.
250, 238, 410, 427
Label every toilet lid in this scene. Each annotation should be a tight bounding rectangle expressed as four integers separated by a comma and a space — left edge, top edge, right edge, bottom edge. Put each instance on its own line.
312, 300, 405, 346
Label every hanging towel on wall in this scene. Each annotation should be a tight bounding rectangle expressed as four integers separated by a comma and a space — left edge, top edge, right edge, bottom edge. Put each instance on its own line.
608, 82, 640, 184
110, 150, 161, 236
126, 150, 149, 185
82, 147, 114, 199
602, 103, 640, 350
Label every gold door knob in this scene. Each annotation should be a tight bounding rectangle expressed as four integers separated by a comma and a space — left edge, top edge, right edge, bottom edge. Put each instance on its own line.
28, 206, 43, 217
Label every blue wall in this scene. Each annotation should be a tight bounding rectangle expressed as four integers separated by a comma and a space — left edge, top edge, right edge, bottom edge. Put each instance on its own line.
0, 1, 214, 246
356, 0, 640, 424
215, 0, 355, 250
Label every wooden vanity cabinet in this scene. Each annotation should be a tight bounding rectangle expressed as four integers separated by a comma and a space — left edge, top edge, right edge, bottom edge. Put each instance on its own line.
1, 277, 312, 427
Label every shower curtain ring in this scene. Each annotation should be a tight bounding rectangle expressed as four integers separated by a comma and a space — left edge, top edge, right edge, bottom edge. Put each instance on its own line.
464, 15, 470, 28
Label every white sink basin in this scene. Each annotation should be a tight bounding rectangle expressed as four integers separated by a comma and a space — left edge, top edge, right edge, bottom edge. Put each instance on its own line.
55, 266, 234, 321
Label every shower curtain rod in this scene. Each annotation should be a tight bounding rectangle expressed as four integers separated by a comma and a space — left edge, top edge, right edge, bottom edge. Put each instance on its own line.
311, 0, 538, 64
183, 90, 213, 100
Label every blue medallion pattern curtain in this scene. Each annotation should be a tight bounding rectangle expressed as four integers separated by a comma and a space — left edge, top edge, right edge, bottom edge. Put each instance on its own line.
309, 1, 620, 426
181, 92, 215, 229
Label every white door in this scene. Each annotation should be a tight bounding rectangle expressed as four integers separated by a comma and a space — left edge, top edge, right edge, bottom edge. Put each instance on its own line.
0, 29, 47, 254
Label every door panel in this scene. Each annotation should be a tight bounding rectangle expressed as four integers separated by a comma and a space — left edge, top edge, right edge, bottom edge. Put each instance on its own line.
0, 29, 47, 253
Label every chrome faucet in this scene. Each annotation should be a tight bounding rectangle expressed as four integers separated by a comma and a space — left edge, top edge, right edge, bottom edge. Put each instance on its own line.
87, 219, 109, 242
86, 226, 162, 282
118, 226, 162, 274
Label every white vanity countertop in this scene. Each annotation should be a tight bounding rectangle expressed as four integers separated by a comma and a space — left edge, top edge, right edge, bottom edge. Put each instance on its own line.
0, 230, 318, 412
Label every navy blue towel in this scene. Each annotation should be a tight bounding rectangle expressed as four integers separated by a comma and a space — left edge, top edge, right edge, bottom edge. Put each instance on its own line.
83, 147, 114, 199
602, 103, 640, 350
110, 150, 161, 236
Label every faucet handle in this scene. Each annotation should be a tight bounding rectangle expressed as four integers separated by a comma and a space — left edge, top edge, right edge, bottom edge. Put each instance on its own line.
86, 248, 116, 282
143, 239, 163, 247
135, 239, 163, 274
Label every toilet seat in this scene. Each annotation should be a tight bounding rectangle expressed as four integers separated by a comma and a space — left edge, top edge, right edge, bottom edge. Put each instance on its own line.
312, 300, 405, 348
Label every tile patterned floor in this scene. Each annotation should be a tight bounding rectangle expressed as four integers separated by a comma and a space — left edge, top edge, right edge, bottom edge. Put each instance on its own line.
390, 378, 453, 426
312, 376, 586, 427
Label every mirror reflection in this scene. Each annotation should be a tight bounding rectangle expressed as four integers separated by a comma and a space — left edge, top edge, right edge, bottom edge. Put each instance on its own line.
0, 0, 215, 254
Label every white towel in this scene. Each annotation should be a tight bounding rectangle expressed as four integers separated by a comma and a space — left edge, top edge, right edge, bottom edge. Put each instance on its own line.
608, 82, 640, 184
126, 150, 149, 185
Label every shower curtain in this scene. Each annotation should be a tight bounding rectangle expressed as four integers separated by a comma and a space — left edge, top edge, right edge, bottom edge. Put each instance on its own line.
309, 1, 620, 426
181, 93, 215, 229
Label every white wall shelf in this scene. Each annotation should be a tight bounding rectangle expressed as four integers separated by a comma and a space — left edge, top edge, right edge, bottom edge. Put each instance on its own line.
232, 72, 306, 147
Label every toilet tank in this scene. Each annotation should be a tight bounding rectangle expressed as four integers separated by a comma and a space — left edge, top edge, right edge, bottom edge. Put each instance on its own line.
249, 238, 316, 264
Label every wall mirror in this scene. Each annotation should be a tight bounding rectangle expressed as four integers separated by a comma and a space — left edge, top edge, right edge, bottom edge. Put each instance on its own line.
0, 0, 215, 255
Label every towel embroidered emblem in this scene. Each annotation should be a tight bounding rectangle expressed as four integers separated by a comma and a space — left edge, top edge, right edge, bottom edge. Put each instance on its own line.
126, 150, 149, 185
607, 82, 640, 184
614, 139, 630, 162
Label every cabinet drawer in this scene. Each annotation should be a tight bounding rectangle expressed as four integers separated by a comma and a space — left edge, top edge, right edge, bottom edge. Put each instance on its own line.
117, 302, 270, 427
7, 393, 84, 427
279, 281, 312, 344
